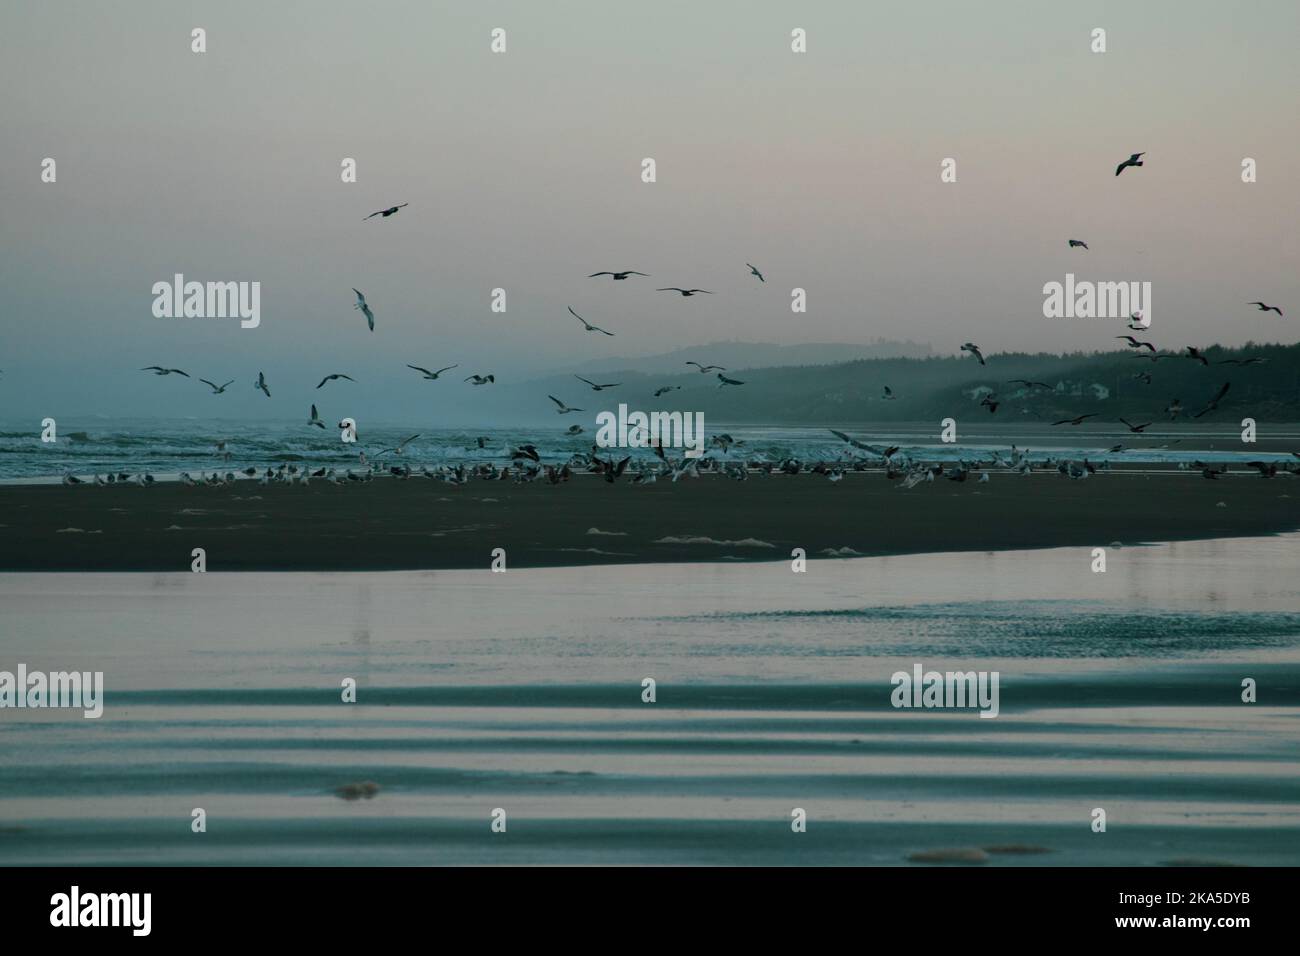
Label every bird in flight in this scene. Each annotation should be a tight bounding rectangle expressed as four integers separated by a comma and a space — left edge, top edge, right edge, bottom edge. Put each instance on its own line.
1164, 399, 1183, 420
1007, 379, 1052, 390
308, 404, 325, 429
1193, 382, 1231, 419
589, 271, 648, 281
569, 307, 614, 336
1127, 311, 1149, 330
657, 287, 713, 296
1185, 346, 1209, 366
574, 375, 619, 391
464, 374, 495, 385
1051, 413, 1099, 426
1068, 239, 1088, 250
352, 289, 375, 331
199, 378, 233, 393
882, 386, 897, 400
364, 203, 408, 220
686, 361, 725, 373
255, 372, 271, 397
960, 342, 985, 365
408, 364, 458, 380
316, 373, 355, 389
653, 385, 681, 397
141, 366, 189, 377
747, 263, 765, 282
1247, 301, 1283, 315
1217, 357, 1267, 366
717, 373, 745, 388
388, 434, 420, 455
1115, 152, 1145, 176
1116, 335, 1156, 352
549, 395, 584, 414
1119, 418, 1152, 433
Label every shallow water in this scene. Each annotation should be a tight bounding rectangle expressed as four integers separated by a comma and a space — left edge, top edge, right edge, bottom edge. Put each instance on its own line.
1, 534, 1298, 865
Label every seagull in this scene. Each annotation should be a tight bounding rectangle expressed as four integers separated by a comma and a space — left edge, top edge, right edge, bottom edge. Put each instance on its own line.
364, 203, 408, 220
549, 395, 583, 414
1217, 357, 1267, 366
407, 364, 458, 380
1247, 301, 1283, 316
1068, 239, 1088, 250
388, 434, 420, 455
255, 372, 270, 397
141, 366, 189, 377
1007, 379, 1052, 389
960, 343, 985, 365
464, 374, 495, 385
1185, 346, 1209, 366
308, 404, 325, 428
1115, 152, 1145, 176
1193, 382, 1231, 418
657, 288, 713, 296
589, 271, 648, 280
1164, 399, 1183, 420
980, 395, 1000, 414
686, 362, 725, 373
199, 378, 233, 393
882, 386, 897, 400
653, 385, 681, 397
1115, 335, 1156, 352
1051, 413, 1099, 426
565, 424, 584, 435
746, 263, 765, 282
1119, 417, 1152, 433
316, 373, 355, 389
717, 373, 745, 388
352, 288, 374, 331
1127, 311, 1149, 330
568, 306, 614, 336
574, 375, 619, 391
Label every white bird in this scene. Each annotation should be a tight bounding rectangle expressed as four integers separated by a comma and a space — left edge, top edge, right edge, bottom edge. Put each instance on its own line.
352, 288, 375, 331
569, 307, 614, 336
549, 395, 584, 414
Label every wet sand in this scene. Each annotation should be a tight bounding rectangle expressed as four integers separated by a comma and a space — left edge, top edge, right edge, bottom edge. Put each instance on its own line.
1, 471, 1298, 571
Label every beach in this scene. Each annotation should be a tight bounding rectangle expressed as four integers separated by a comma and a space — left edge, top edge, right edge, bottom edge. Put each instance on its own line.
2, 470, 1298, 572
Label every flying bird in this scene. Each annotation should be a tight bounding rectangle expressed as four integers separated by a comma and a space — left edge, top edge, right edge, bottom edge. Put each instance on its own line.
653, 385, 681, 397
141, 366, 189, 377
1217, 357, 1267, 366
1007, 379, 1052, 389
1193, 382, 1231, 418
717, 373, 745, 388
407, 364, 458, 380
1185, 346, 1209, 366
1119, 418, 1152, 433
882, 386, 897, 400
1116, 335, 1156, 352
388, 434, 420, 455
1115, 152, 1145, 176
316, 373, 355, 389
960, 342, 985, 365
1247, 302, 1283, 316
308, 404, 325, 428
686, 361, 725, 373
574, 375, 619, 391
568, 306, 614, 336
199, 378, 233, 394
255, 372, 270, 397
589, 271, 648, 280
1068, 239, 1088, 250
1051, 413, 1099, 426
1164, 399, 1183, 420
464, 374, 495, 385
549, 395, 583, 414
364, 203, 408, 220
747, 263, 765, 282
657, 288, 713, 296
352, 288, 375, 331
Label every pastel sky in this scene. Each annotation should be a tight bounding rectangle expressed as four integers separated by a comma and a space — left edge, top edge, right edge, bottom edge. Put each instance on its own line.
2, 0, 1297, 421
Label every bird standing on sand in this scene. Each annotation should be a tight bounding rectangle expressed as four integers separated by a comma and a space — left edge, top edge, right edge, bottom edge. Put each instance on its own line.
352, 289, 375, 331
657, 287, 713, 296
960, 343, 986, 365
199, 378, 233, 393
1247, 301, 1283, 315
747, 263, 765, 282
316, 373, 355, 389
589, 271, 648, 280
569, 307, 614, 336
255, 372, 271, 397
407, 364, 457, 380
1115, 152, 1145, 176
364, 203, 407, 220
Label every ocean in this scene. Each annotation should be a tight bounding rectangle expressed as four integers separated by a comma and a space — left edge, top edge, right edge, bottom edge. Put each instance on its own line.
2, 535, 1298, 865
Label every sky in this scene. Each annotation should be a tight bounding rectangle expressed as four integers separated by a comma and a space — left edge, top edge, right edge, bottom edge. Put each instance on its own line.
1, 0, 1298, 423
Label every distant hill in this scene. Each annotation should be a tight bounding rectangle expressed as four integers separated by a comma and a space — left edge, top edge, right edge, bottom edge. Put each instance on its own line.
567, 339, 933, 376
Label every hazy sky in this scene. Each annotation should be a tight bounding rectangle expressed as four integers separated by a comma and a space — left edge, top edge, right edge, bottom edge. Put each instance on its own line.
2, 0, 1298, 422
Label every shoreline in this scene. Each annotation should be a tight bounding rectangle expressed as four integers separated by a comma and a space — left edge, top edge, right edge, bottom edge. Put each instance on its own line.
2, 472, 1298, 572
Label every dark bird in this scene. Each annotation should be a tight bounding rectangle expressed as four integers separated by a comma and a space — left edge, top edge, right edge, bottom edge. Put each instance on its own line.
603, 456, 632, 483
1115, 152, 1145, 176
316, 373, 355, 389
1217, 356, 1267, 366
569, 306, 614, 336
464, 374, 495, 385
589, 271, 648, 280
746, 263, 765, 282
653, 385, 681, 397
1193, 382, 1231, 419
1119, 418, 1152, 433
308, 404, 325, 429
255, 371, 270, 397
1051, 413, 1099, 426
1007, 379, 1052, 389
1247, 301, 1283, 316
141, 366, 189, 377
407, 364, 458, 380
364, 203, 408, 220
1185, 346, 1209, 366
1068, 239, 1088, 250
960, 342, 985, 365
657, 287, 713, 296
981, 395, 1000, 414
352, 288, 375, 331
1133, 372, 1153, 385
717, 373, 745, 388
199, 378, 233, 393
1116, 335, 1155, 352
686, 361, 725, 373
574, 375, 619, 391
882, 386, 897, 400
